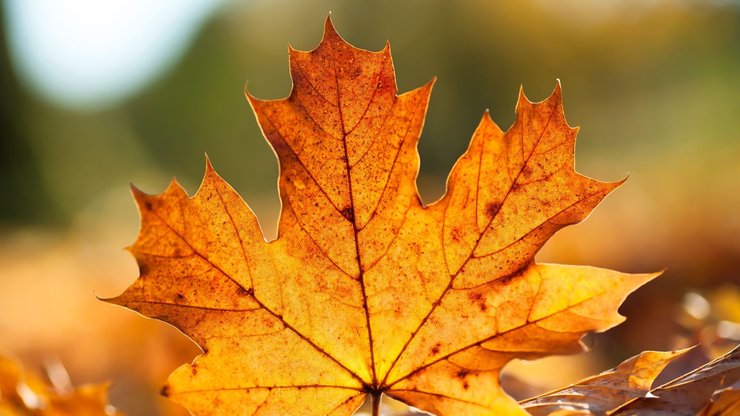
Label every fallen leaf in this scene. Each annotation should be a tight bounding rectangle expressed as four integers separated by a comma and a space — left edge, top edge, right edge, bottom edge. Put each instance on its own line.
696, 388, 740, 416
0, 355, 28, 413
0, 356, 122, 416
106, 17, 656, 416
610, 345, 739, 415
42, 383, 122, 416
520, 348, 691, 415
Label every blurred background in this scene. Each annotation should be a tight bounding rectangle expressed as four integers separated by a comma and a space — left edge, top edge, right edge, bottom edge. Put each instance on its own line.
1, 0, 738, 414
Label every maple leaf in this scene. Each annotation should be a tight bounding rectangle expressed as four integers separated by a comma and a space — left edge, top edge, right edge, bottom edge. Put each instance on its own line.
106, 18, 656, 416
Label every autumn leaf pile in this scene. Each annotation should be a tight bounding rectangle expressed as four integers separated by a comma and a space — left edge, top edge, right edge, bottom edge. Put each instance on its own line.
104, 18, 739, 416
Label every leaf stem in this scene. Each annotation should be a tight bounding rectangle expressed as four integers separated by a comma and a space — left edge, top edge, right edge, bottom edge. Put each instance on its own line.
371, 392, 381, 416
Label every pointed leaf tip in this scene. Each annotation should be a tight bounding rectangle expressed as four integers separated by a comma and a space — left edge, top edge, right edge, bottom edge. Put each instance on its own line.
549, 80, 563, 103
479, 109, 496, 127
204, 153, 214, 173
323, 14, 339, 40
165, 178, 185, 196
515, 84, 530, 112
129, 182, 145, 197
129, 184, 155, 209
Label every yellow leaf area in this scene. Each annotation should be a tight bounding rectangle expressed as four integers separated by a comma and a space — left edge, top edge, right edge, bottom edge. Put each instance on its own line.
106, 18, 657, 416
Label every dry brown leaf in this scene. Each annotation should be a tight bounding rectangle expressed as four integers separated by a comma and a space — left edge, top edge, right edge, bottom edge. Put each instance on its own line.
520, 348, 691, 415
0, 356, 122, 416
521, 346, 740, 416
610, 345, 739, 416
696, 388, 740, 416
106, 18, 656, 416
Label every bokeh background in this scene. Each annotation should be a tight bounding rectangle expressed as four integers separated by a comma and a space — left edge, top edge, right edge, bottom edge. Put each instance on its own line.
1, 0, 738, 414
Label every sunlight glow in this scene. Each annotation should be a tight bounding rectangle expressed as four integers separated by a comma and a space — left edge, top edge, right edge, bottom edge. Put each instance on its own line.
4, 0, 226, 109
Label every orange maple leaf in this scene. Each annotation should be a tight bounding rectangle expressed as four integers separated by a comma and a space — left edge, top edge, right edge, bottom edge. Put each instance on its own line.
106, 18, 656, 416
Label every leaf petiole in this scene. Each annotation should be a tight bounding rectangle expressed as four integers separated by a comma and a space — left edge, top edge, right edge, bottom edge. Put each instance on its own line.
371, 392, 381, 416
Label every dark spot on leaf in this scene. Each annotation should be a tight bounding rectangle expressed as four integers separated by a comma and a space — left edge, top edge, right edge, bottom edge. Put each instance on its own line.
431, 343, 441, 355
457, 370, 469, 379
236, 286, 253, 297
486, 202, 500, 217
160, 385, 171, 397
144, 201, 153, 211
451, 228, 462, 242
341, 207, 355, 222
